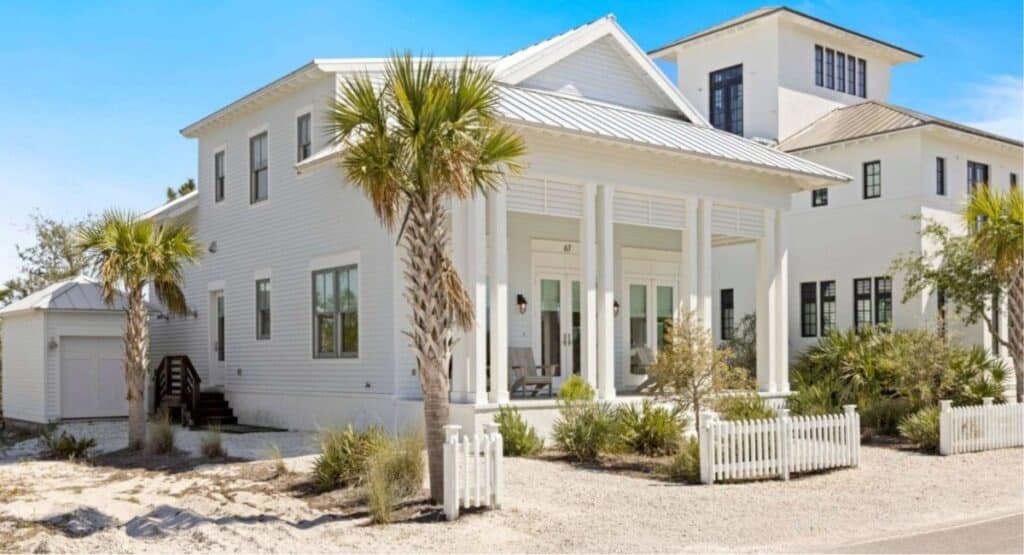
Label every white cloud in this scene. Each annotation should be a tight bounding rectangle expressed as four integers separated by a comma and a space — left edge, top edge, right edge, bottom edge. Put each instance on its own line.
956, 74, 1023, 140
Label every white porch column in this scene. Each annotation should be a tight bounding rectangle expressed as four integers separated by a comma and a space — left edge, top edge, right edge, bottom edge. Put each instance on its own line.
449, 200, 471, 401
487, 189, 509, 404
467, 195, 488, 405
774, 209, 790, 392
756, 209, 778, 393
596, 184, 616, 400
580, 183, 598, 389
697, 199, 713, 331
681, 198, 699, 314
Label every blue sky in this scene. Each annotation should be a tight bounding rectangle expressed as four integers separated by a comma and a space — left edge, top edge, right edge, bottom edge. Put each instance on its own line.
0, 0, 1021, 285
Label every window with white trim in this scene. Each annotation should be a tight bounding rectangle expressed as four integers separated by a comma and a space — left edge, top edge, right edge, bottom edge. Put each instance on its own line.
313, 265, 358, 357
250, 132, 268, 203
256, 279, 271, 340
214, 150, 225, 202
297, 113, 311, 162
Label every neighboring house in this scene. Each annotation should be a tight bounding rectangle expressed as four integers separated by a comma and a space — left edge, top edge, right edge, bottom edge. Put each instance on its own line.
651, 7, 1023, 387
145, 16, 846, 434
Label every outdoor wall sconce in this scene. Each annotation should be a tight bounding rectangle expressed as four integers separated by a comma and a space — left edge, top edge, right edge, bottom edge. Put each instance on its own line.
208, 240, 218, 254
47, 338, 59, 351
516, 294, 528, 314
613, 300, 620, 317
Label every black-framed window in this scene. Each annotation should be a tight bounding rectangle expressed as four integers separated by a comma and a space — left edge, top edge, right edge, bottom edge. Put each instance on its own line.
250, 132, 268, 203
863, 160, 881, 199
967, 161, 989, 193
814, 45, 824, 86
937, 288, 947, 338
1011, 172, 1018, 189
936, 157, 946, 196
854, 278, 872, 331
216, 295, 225, 362
710, 64, 743, 135
836, 52, 846, 93
820, 281, 836, 335
812, 188, 828, 207
857, 58, 867, 97
825, 48, 835, 89
874, 277, 892, 327
214, 150, 225, 202
800, 282, 818, 337
313, 265, 358, 358
720, 289, 735, 340
847, 55, 857, 95
297, 113, 312, 162
256, 279, 271, 340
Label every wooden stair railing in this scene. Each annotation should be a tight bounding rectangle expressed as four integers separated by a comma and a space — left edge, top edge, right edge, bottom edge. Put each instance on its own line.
154, 355, 202, 426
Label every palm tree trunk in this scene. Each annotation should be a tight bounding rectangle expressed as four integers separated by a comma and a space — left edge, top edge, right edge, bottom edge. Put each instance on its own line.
403, 193, 457, 501
1009, 264, 1024, 403
125, 286, 149, 450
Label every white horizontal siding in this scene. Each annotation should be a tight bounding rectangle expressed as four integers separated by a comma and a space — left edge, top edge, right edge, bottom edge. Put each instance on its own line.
521, 35, 674, 113
0, 313, 46, 423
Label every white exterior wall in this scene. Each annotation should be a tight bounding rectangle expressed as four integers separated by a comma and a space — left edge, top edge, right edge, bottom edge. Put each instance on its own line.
711, 242, 757, 344
1, 312, 46, 423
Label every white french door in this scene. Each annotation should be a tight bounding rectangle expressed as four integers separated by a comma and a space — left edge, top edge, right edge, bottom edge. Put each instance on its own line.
533, 274, 581, 388
624, 279, 676, 375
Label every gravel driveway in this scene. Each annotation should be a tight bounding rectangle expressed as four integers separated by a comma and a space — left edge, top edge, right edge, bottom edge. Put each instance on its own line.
0, 421, 1020, 552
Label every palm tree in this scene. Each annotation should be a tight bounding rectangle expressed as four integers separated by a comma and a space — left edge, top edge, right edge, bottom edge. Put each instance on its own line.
963, 185, 1023, 401
326, 54, 526, 500
78, 210, 200, 449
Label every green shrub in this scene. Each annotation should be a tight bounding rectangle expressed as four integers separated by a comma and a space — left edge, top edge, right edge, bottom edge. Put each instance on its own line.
660, 436, 701, 483
146, 410, 175, 455
615, 400, 685, 456
552, 401, 620, 462
40, 425, 96, 460
715, 394, 777, 421
557, 375, 595, 402
493, 406, 543, 456
200, 428, 227, 458
898, 407, 941, 452
313, 425, 388, 491
363, 433, 425, 524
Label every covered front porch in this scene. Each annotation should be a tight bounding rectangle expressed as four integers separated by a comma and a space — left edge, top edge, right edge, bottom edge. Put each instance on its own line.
448, 173, 791, 411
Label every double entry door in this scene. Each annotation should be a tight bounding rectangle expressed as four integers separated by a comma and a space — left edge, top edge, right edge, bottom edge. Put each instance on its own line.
535, 274, 580, 388
625, 279, 676, 374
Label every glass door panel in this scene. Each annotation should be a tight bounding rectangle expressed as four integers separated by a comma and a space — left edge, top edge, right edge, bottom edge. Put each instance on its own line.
629, 284, 648, 349
656, 286, 674, 349
539, 278, 562, 376
571, 281, 581, 376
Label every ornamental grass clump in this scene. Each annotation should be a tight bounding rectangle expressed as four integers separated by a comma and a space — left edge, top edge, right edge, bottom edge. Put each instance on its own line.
898, 407, 941, 452
363, 433, 425, 525
146, 409, 175, 455
39, 425, 96, 461
313, 425, 389, 492
493, 406, 543, 456
552, 400, 620, 462
615, 400, 685, 456
659, 436, 701, 484
200, 427, 227, 459
715, 394, 777, 422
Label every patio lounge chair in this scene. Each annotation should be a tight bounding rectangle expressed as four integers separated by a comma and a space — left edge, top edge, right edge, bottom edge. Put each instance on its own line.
508, 347, 556, 397
630, 346, 659, 393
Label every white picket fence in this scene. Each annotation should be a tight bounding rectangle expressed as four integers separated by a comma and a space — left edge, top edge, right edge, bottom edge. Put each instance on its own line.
442, 423, 504, 521
939, 398, 1024, 455
699, 405, 860, 484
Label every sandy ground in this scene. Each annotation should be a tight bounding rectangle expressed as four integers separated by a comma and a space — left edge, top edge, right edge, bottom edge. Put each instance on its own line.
0, 421, 1021, 553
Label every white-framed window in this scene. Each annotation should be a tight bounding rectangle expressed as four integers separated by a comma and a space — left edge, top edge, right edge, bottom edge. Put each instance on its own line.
214, 150, 225, 202
297, 113, 312, 162
256, 279, 271, 340
250, 132, 268, 203
313, 265, 358, 358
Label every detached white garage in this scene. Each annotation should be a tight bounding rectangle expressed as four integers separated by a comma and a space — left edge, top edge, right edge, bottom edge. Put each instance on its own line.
1, 277, 135, 425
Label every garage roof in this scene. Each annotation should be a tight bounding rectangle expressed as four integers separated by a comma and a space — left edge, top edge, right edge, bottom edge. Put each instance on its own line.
0, 276, 142, 316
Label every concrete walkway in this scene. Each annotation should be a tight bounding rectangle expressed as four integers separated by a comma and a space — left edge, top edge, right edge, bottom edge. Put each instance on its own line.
832, 513, 1023, 554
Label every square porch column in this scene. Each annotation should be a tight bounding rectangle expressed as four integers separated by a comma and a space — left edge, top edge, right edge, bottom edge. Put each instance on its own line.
698, 199, 713, 331
580, 183, 598, 389
681, 199, 699, 315
597, 185, 616, 400
450, 197, 488, 404
487, 188, 509, 404
756, 208, 778, 393
774, 209, 789, 392
449, 199, 470, 401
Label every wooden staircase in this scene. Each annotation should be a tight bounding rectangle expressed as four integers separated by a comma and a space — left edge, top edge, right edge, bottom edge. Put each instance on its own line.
154, 355, 237, 428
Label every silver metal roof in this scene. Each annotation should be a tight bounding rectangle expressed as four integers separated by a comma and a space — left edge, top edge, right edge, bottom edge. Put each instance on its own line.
0, 276, 140, 316
778, 100, 1024, 152
496, 85, 849, 183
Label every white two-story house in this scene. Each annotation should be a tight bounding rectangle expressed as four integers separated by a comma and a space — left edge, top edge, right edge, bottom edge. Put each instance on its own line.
651, 6, 1022, 385
145, 16, 846, 434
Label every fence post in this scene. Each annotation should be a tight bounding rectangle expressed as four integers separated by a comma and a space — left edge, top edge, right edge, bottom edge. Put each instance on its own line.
982, 397, 993, 450
843, 405, 858, 467
699, 416, 713, 484
484, 422, 503, 509
778, 408, 790, 481
938, 400, 952, 456
443, 424, 461, 521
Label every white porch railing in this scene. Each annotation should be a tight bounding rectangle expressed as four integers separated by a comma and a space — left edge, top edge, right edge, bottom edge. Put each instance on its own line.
700, 406, 860, 484
443, 423, 504, 521
939, 398, 1024, 455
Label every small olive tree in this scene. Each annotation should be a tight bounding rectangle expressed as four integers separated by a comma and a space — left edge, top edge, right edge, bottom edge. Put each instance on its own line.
647, 310, 750, 429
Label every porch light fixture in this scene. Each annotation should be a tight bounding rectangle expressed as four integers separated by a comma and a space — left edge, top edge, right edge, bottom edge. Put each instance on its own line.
516, 294, 528, 314
613, 300, 620, 317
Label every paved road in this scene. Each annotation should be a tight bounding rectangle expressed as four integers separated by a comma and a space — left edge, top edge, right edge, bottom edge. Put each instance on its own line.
832, 513, 1023, 554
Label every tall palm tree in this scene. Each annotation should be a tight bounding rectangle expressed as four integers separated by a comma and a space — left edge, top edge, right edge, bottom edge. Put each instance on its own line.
963, 185, 1023, 401
78, 210, 200, 449
327, 54, 526, 500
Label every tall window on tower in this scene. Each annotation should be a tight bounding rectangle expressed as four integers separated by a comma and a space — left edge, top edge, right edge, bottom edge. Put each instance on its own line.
825, 48, 835, 89
709, 64, 743, 135
836, 52, 846, 92
874, 277, 892, 327
854, 278, 872, 331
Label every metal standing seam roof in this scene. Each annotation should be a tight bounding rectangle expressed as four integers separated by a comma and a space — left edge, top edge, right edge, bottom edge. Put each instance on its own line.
496, 85, 849, 183
778, 101, 1024, 152
0, 276, 143, 316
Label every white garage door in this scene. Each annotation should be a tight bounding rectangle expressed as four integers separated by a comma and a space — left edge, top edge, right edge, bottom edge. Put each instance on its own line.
60, 336, 128, 419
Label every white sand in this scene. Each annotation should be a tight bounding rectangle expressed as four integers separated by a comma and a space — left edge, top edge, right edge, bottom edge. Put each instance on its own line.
1, 421, 1021, 553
